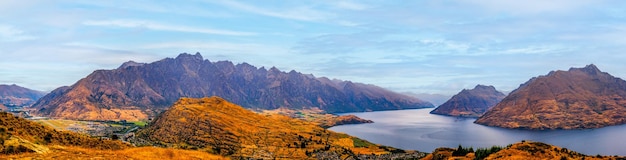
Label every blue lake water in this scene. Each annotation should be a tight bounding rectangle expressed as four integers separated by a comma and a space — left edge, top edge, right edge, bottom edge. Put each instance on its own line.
328, 108, 626, 156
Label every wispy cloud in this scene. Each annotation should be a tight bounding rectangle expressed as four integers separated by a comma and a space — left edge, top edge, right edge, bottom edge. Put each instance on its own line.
212, 0, 332, 22
332, 1, 370, 10
0, 24, 37, 42
463, 0, 601, 15
3, 0, 626, 95
82, 19, 256, 36
140, 41, 286, 54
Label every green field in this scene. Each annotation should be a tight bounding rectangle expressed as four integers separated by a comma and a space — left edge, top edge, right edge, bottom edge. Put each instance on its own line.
130, 121, 148, 127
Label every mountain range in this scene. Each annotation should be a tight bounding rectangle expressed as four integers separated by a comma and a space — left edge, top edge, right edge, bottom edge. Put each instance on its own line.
430, 85, 505, 117
0, 84, 45, 108
475, 64, 626, 130
32, 53, 433, 121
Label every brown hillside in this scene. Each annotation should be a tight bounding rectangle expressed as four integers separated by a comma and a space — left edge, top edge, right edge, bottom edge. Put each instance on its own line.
137, 96, 419, 159
430, 85, 505, 117
475, 64, 626, 130
421, 141, 619, 160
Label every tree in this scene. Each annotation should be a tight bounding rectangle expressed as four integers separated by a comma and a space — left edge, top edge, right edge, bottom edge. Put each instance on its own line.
453, 145, 469, 156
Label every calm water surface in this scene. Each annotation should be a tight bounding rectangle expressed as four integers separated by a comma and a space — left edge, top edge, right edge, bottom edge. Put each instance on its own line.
328, 108, 626, 155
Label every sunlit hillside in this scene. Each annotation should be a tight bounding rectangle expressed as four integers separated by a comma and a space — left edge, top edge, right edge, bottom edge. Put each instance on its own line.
137, 96, 419, 159
0, 111, 228, 159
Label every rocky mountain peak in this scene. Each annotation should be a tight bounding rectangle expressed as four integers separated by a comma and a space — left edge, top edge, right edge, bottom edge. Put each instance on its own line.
475, 64, 626, 130
473, 84, 495, 90
569, 64, 601, 75
118, 60, 146, 69
430, 84, 505, 117
175, 52, 204, 61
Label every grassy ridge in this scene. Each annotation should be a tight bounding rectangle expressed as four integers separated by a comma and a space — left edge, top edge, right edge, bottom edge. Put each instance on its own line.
137, 97, 400, 159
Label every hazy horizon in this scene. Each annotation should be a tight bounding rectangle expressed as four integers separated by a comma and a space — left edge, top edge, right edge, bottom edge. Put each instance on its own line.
2, 0, 626, 95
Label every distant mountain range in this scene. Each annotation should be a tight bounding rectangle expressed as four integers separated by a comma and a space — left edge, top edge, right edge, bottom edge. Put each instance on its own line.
32, 53, 433, 120
404, 92, 451, 106
430, 85, 505, 117
475, 64, 626, 130
0, 84, 45, 108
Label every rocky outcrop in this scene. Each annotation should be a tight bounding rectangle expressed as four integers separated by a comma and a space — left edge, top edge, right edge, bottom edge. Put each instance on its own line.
475, 64, 626, 130
32, 53, 433, 120
430, 85, 505, 117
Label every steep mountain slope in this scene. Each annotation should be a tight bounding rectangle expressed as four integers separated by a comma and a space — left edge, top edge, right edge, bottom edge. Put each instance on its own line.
136, 96, 422, 159
32, 53, 432, 120
0, 84, 45, 107
475, 64, 626, 130
430, 85, 505, 117
422, 141, 618, 160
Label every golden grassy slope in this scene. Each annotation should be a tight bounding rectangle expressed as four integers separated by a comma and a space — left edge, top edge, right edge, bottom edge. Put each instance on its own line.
0, 112, 129, 153
0, 146, 228, 160
138, 96, 398, 159
0, 111, 227, 159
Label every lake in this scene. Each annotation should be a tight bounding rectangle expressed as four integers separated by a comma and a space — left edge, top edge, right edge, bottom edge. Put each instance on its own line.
328, 108, 626, 156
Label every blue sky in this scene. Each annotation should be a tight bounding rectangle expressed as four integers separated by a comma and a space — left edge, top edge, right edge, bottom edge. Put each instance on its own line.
1, 0, 626, 95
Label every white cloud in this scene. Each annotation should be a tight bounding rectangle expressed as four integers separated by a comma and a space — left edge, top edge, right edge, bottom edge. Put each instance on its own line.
464, 0, 601, 15
82, 19, 256, 36
501, 45, 570, 55
0, 25, 37, 42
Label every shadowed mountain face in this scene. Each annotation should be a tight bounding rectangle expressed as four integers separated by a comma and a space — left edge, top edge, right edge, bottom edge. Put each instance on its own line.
0, 84, 45, 107
430, 85, 505, 117
32, 53, 433, 120
475, 64, 626, 130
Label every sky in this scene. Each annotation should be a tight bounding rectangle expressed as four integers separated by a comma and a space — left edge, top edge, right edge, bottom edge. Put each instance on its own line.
1, 0, 626, 95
